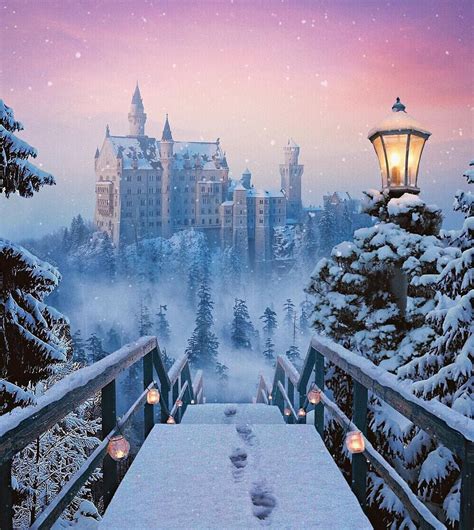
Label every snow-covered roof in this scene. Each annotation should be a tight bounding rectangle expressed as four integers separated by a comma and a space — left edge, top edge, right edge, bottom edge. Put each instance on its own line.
247, 188, 285, 198
105, 136, 224, 170
368, 111, 431, 138
288, 138, 299, 148
234, 183, 246, 191
221, 200, 234, 206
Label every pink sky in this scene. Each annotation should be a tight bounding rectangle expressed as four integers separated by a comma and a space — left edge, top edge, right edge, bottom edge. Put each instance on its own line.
1, 0, 472, 239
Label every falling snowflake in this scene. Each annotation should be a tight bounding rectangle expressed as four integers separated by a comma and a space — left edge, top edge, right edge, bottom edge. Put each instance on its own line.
75, 51, 81, 59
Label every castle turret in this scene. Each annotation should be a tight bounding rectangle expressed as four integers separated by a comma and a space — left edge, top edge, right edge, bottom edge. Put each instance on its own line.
160, 114, 174, 237
280, 138, 303, 221
128, 83, 147, 136
241, 168, 252, 189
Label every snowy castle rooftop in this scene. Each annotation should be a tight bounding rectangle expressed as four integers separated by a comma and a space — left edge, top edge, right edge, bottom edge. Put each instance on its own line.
246, 187, 285, 198
106, 135, 224, 170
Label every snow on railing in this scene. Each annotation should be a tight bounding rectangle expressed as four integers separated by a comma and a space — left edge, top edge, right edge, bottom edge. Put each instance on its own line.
259, 334, 474, 530
0, 335, 203, 530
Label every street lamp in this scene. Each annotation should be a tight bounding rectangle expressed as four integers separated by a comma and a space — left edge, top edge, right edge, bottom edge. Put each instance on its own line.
368, 98, 431, 197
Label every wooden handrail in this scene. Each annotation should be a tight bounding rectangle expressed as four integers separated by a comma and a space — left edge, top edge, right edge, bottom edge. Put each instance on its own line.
0, 336, 203, 530
259, 334, 474, 530
255, 374, 271, 404
277, 381, 298, 422
0, 336, 157, 465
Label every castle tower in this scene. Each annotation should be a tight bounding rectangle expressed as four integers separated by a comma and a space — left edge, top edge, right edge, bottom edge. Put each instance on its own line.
232, 183, 249, 262
128, 83, 147, 136
279, 139, 303, 221
160, 114, 174, 237
241, 168, 252, 189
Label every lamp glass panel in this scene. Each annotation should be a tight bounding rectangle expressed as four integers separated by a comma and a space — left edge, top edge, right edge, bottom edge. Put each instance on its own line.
372, 136, 388, 189
383, 134, 408, 187
407, 134, 425, 188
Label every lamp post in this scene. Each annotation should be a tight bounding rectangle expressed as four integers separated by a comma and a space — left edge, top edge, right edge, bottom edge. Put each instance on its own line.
368, 99, 432, 317
368, 98, 431, 198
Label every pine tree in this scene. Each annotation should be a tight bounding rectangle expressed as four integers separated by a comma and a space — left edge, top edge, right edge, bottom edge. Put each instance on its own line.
263, 337, 276, 365
283, 298, 295, 329
306, 189, 453, 527
186, 281, 219, 369
399, 161, 473, 526
12, 360, 101, 527
0, 103, 68, 414
285, 344, 301, 365
231, 298, 255, 349
69, 215, 88, 250
85, 334, 107, 364
104, 327, 121, 353
299, 297, 312, 336
160, 347, 176, 371
260, 306, 277, 336
137, 300, 153, 336
0, 100, 55, 197
72, 330, 87, 365
156, 304, 171, 344
318, 207, 337, 256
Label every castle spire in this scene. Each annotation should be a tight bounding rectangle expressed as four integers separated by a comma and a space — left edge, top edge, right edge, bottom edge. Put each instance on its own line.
128, 82, 147, 136
105, 124, 110, 137
162, 113, 173, 141
95, 147, 100, 158
131, 82, 143, 106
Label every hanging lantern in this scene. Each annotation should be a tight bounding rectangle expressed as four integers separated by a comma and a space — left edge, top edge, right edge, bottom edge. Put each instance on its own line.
268, 394, 272, 402
166, 415, 176, 424
297, 407, 306, 418
190, 399, 195, 405
345, 430, 365, 454
146, 387, 160, 405
107, 434, 130, 461
368, 98, 431, 197
176, 399, 183, 408
283, 407, 291, 417
307, 386, 321, 405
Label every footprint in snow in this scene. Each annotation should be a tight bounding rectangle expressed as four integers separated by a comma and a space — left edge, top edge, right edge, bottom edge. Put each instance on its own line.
236, 424, 256, 446
250, 480, 277, 522
229, 447, 248, 481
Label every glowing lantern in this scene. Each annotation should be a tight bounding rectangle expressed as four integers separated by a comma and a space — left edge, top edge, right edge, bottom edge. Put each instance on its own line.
107, 434, 130, 461
146, 387, 160, 405
368, 98, 431, 197
307, 386, 321, 405
176, 399, 183, 408
190, 399, 195, 405
166, 415, 176, 424
297, 407, 306, 418
283, 407, 291, 417
268, 394, 272, 402
345, 430, 365, 454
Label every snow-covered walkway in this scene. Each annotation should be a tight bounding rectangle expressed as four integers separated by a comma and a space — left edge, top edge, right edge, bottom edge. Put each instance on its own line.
100, 404, 372, 529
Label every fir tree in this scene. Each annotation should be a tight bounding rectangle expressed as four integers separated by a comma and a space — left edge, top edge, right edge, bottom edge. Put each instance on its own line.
231, 298, 255, 349
104, 327, 121, 353
72, 330, 87, 365
299, 297, 312, 336
318, 207, 337, 256
263, 337, 276, 365
306, 187, 459, 526
85, 334, 107, 364
160, 347, 176, 372
0, 104, 69, 413
0, 100, 55, 197
283, 298, 295, 329
285, 344, 301, 365
260, 306, 278, 336
156, 304, 171, 344
69, 215, 88, 250
137, 300, 153, 336
186, 281, 219, 369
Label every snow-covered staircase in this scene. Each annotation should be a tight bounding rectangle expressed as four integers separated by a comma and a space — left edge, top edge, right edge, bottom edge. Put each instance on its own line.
100, 404, 372, 529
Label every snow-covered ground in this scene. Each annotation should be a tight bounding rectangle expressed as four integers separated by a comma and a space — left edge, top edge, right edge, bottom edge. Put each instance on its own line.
100, 405, 372, 529
182, 403, 284, 425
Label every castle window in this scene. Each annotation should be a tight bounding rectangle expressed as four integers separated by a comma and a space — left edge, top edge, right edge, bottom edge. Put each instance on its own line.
240, 220, 243, 224
141, 199, 146, 206
140, 211, 145, 217
209, 219, 212, 224
137, 175, 142, 182
216, 218, 219, 224
127, 189, 131, 195
202, 219, 205, 224
126, 175, 132, 182
149, 221, 154, 227
260, 200, 263, 205
259, 219, 263, 224
191, 219, 195, 224
201, 186, 205, 192
259, 209, 263, 214
215, 208, 219, 214
137, 188, 142, 194
149, 175, 153, 181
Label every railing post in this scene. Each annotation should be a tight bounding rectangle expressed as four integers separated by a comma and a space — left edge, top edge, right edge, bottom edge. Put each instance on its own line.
102, 379, 118, 509
143, 351, 154, 438
314, 350, 324, 437
287, 379, 294, 424
352, 380, 368, 507
460, 443, 473, 530
173, 380, 179, 423
0, 457, 13, 530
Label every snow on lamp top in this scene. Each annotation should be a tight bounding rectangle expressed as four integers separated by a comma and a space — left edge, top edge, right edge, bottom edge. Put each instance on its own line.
368, 98, 432, 197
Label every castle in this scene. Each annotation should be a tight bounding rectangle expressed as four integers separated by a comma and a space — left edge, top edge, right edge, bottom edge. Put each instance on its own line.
94, 84, 304, 268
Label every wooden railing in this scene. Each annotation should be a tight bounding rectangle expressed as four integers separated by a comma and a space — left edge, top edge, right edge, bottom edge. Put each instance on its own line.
257, 335, 474, 530
0, 336, 204, 530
